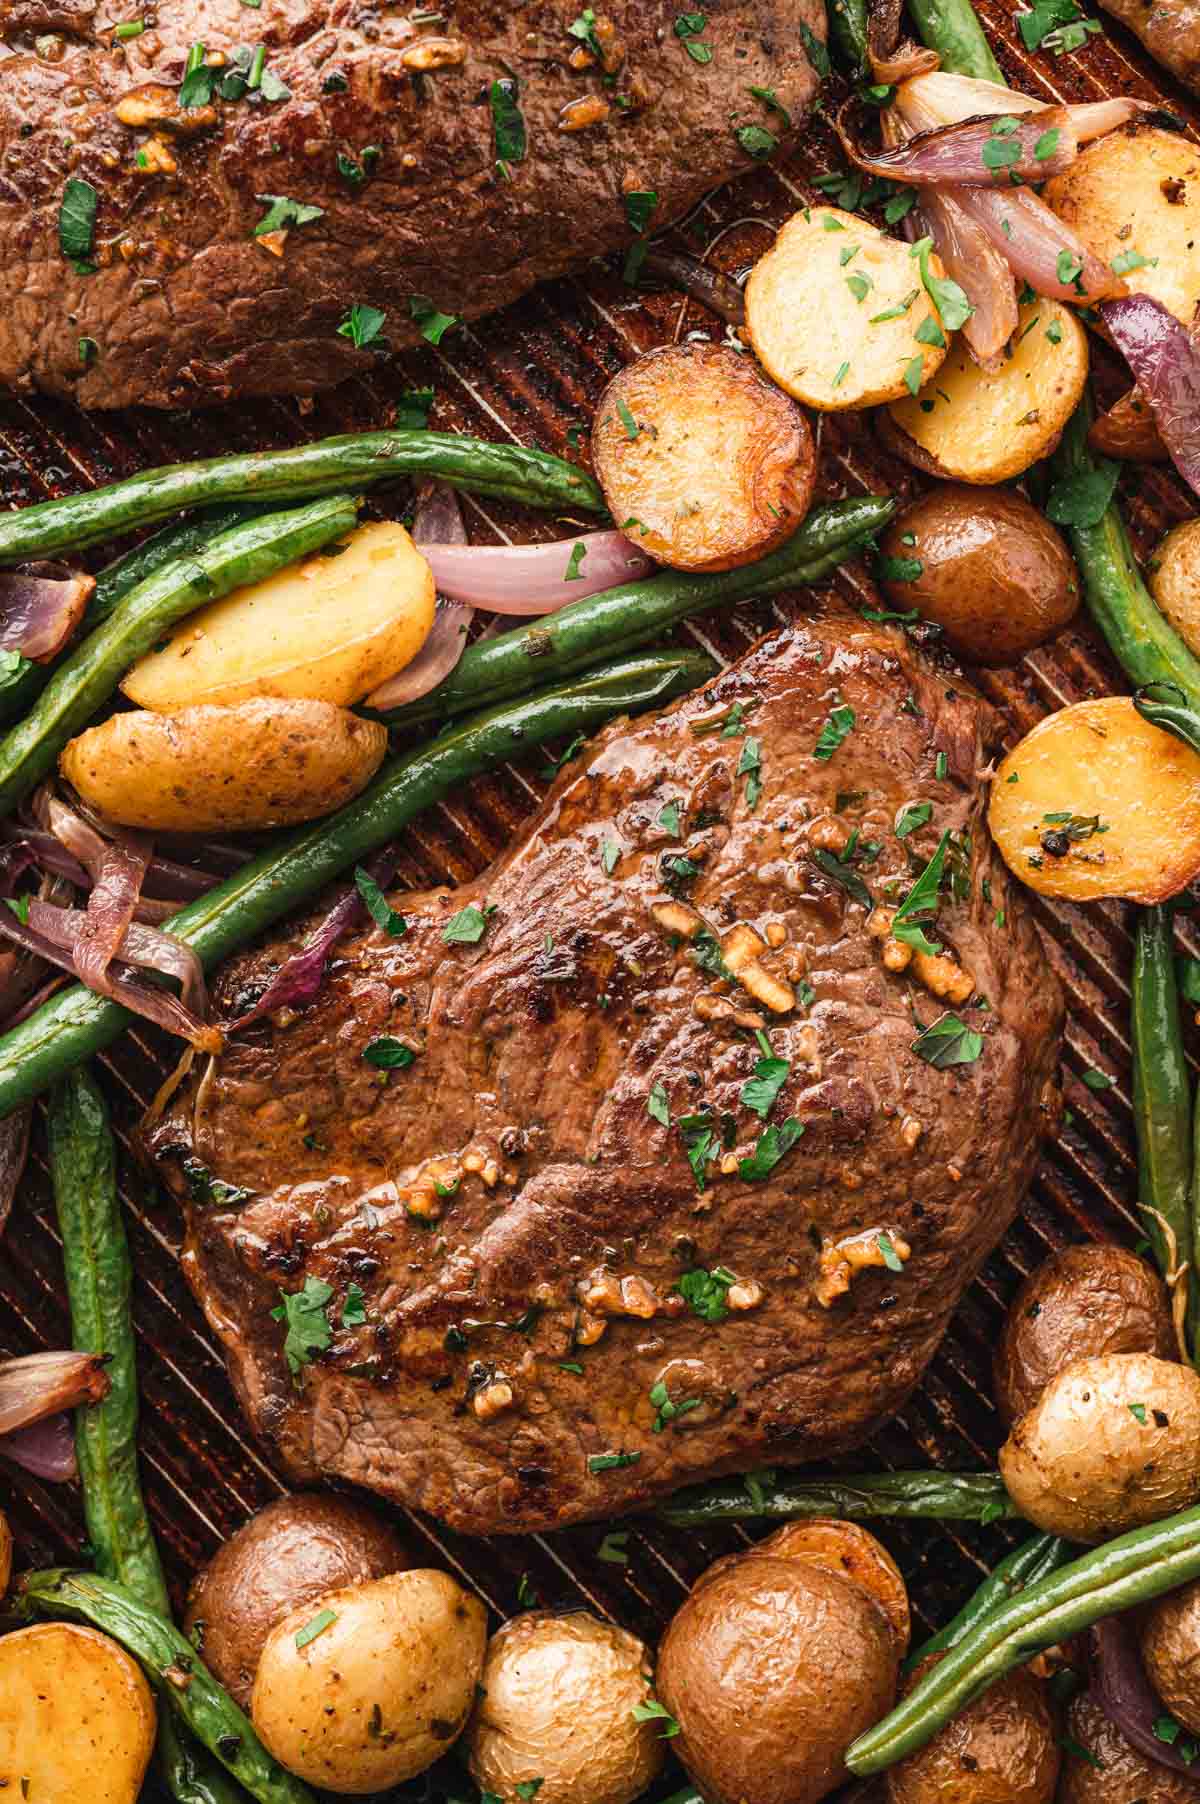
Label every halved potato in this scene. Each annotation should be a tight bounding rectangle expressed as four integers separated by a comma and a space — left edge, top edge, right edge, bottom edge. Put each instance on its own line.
61, 698, 387, 832
886, 299, 1088, 483
755, 1519, 910, 1656
988, 697, 1200, 903
1150, 519, 1200, 658
591, 343, 814, 572
123, 521, 435, 712
0, 1623, 156, 1803
1043, 127, 1200, 328
745, 207, 948, 411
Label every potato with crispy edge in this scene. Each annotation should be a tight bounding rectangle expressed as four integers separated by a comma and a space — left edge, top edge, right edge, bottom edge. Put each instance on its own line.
592, 343, 814, 572
467, 1611, 666, 1804
885, 1656, 1058, 1804
1059, 1691, 1200, 1803
124, 522, 435, 711
988, 697, 1200, 903
999, 1351, 1200, 1542
885, 299, 1088, 484
753, 1518, 910, 1657
185, 1493, 413, 1710
1090, 387, 1168, 462
1044, 127, 1200, 329
61, 698, 387, 833
251, 1569, 487, 1793
745, 207, 948, 412
1143, 1579, 1200, 1737
657, 1551, 898, 1804
0, 1622, 156, 1803
994, 1244, 1176, 1425
1151, 520, 1200, 659
879, 486, 1079, 666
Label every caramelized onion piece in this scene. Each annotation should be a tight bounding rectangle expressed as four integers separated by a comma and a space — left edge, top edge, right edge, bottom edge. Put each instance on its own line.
1102, 293, 1200, 501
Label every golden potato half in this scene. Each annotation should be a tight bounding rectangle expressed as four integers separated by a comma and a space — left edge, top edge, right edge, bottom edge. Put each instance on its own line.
988, 697, 1200, 903
1151, 519, 1200, 660
746, 207, 948, 411
61, 698, 387, 833
0, 1623, 156, 1804
124, 521, 435, 711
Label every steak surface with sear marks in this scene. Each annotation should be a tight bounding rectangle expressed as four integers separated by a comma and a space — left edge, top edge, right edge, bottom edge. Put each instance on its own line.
147, 613, 1063, 1534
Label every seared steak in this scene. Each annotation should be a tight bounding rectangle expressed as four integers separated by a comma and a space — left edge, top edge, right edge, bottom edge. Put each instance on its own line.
1095, 0, 1200, 93
0, 2, 824, 409
148, 613, 1063, 1535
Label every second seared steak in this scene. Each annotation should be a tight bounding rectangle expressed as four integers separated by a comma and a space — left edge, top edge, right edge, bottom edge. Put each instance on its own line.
148, 612, 1063, 1535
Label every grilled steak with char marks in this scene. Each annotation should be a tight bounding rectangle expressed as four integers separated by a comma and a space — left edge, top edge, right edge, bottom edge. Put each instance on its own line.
147, 611, 1063, 1534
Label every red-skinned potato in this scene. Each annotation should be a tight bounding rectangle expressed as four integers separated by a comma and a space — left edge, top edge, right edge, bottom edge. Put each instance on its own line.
753, 1518, 910, 1657
1142, 1579, 1200, 1737
1058, 1691, 1200, 1802
885, 1656, 1058, 1804
657, 1551, 899, 1804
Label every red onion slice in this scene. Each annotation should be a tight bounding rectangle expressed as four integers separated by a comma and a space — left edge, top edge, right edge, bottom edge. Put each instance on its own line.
0, 565, 93, 662
0, 1349, 109, 1435
911, 189, 1019, 368
837, 100, 1081, 188
420, 531, 655, 615
641, 249, 747, 325
951, 185, 1127, 303
0, 1412, 77, 1482
367, 480, 474, 710
1102, 293, 1200, 501
46, 798, 154, 997
1091, 1616, 1200, 1776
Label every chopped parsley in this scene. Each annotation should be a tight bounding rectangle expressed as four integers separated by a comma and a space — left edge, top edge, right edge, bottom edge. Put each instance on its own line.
871, 289, 920, 325
1055, 248, 1085, 293
337, 146, 382, 189
617, 397, 640, 440
254, 193, 324, 236
877, 1231, 904, 1273
1046, 459, 1120, 529
912, 238, 973, 331
650, 1379, 702, 1432
355, 867, 406, 936
832, 360, 851, 389
811, 847, 872, 908
1082, 1068, 1113, 1091
892, 829, 950, 956
490, 77, 527, 166
409, 294, 458, 345
341, 1284, 368, 1327
658, 800, 682, 837
1017, 0, 1099, 51
736, 124, 778, 158
394, 387, 434, 429
798, 18, 831, 77
294, 1607, 337, 1650
647, 1080, 671, 1126
846, 274, 873, 304
895, 800, 932, 838
814, 703, 856, 761
903, 354, 925, 397
624, 189, 658, 234
442, 903, 493, 945
1129, 1402, 1148, 1425
564, 541, 587, 581
674, 10, 713, 60
678, 1265, 736, 1321
363, 1037, 417, 1070
337, 302, 387, 348
588, 1451, 641, 1472
739, 1118, 803, 1180
271, 1276, 334, 1376
1112, 248, 1157, 275
179, 1157, 251, 1209
678, 1111, 717, 1190
597, 1531, 630, 1564
738, 737, 763, 810
748, 85, 792, 125
601, 837, 621, 874
911, 1012, 984, 1069
632, 1699, 681, 1737
515, 1785, 543, 1802
741, 1049, 790, 1119
59, 178, 99, 273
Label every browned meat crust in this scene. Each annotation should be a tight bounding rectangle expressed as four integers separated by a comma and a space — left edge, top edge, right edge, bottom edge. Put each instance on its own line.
147, 613, 1063, 1535
0, 2, 824, 409
1097, 0, 1200, 94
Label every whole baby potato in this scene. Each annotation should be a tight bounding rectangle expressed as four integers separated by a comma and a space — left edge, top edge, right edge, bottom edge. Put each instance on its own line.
467, 1610, 665, 1804
999, 1352, 1200, 1541
1058, 1691, 1200, 1803
251, 1569, 487, 1794
994, 1244, 1176, 1425
657, 1551, 898, 1804
753, 1518, 910, 1656
184, 1493, 412, 1708
1142, 1579, 1200, 1737
878, 486, 1078, 666
886, 1657, 1058, 1804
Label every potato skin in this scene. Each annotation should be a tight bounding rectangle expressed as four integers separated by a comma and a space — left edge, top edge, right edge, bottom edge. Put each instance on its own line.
1059, 1691, 1200, 1803
879, 486, 1078, 666
1151, 520, 1200, 661
592, 343, 814, 572
467, 1611, 665, 1804
755, 1519, 910, 1657
1142, 1580, 1200, 1737
184, 1493, 412, 1710
657, 1552, 898, 1804
251, 1569, 487, 1794
61, 698, 387, 832
999, 1352, 1200, 1541
1089, 388, 1168, 462
0, 1622, 157, 1804
994, 1245, 1176, 1426
885, 1656, 1058, 1804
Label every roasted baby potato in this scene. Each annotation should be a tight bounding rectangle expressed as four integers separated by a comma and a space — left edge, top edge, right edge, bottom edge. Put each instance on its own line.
61, 698, 387, 833
185, 1493, 412, 1710
988, 697, 1200, 903
591, 343, 814, 572
1143, 1579, 1200, 1738
467, 1611, 666, 1804
0, 1509, 10, 1599
657, 1551, 898, 1804
885, 1656, 1058, 1804
879, 486, 1079, 665
745, 207, 948, 411
994, 1244, 1176, 1425
1089, 387, 1168, 462
1151, 520, 1200, 659
1044, 127, 1200, 328
999, 1351, 1200, 1541
1059, 1691, 1200, 1803
755, 1518, 910, 1656
0, 1622, 156, 1803
251, 1569, 487, 1793
885, 299, 1088, 483
123, 522, 435, 711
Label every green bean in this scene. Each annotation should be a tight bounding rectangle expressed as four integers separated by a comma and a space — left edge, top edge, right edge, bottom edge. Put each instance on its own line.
1132, 906, 1194, 1336
0, 648, 713, 1117
88, 505, 266, 625
1051, 400, 1200, 712
906, 0, 1004, 80
828, 0, 870, 76
0, 432, 603, 565
906, 1534, 1070, 1669
657, 1469, 1017, 1527
374, 495, 895, 729
21, 1570, 317, 1804
0, 494, 357, 817
846, 1500, 1200, 1774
